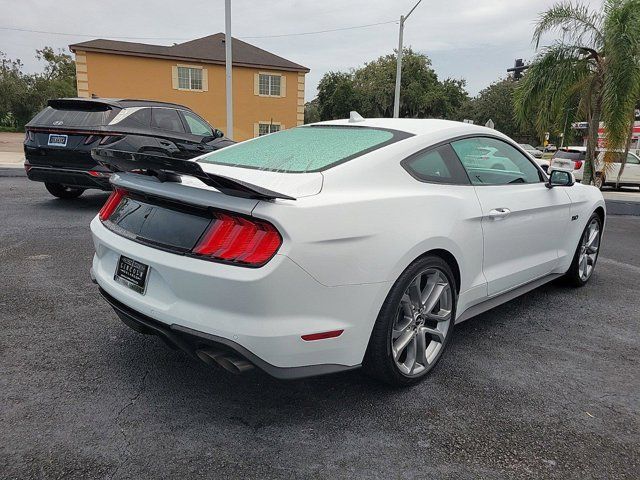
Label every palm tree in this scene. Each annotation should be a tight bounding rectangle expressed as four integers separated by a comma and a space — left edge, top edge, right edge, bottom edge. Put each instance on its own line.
514, 0, 640, 185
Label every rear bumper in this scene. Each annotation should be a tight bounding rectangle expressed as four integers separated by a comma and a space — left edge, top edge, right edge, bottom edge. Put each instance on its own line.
90, 217, 390, 375
97, 286, 358, 379
25, 164, 111, 190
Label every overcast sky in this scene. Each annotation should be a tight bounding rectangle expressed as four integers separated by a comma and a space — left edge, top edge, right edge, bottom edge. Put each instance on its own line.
2, 0, 602, 99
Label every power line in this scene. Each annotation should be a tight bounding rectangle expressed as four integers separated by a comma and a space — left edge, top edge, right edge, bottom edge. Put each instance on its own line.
0, 20, 398, 42
241, 21, 398, 39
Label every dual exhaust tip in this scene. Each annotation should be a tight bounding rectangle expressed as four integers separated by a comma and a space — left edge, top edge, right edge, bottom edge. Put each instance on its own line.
196, 349, 255, 375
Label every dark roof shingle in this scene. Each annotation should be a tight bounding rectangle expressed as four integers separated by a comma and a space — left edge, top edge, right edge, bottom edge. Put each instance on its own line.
70, 33, 309, 72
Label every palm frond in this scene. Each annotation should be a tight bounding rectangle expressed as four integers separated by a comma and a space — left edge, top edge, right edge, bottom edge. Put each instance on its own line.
601, 0, 640, 151
533, 1, 604, 49
514, 43, 595, 136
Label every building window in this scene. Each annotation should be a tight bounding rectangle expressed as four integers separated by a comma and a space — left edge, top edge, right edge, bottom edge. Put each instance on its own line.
258, 122, 281, 136
259, 74, 281, 96
177, 66, 203, 90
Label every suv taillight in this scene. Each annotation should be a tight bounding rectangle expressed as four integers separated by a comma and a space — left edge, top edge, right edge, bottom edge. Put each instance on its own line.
574, 160, 583, 170
99, 189, 126, 221
25, 130, 35, 142
193, 213, 282, 266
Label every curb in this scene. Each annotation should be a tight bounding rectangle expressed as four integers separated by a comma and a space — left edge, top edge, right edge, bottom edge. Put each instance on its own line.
0, 166, 25, 177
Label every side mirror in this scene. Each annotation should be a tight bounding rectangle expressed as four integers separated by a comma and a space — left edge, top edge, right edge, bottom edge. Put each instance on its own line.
546, 169, 574, 188
201, 130, 224, 143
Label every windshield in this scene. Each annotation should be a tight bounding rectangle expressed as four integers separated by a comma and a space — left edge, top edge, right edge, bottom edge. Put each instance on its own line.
198, 125, 410, 173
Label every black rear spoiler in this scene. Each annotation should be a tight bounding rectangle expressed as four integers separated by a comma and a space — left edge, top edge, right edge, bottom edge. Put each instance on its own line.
48, 98, 115, 112
92, 148, 296, 201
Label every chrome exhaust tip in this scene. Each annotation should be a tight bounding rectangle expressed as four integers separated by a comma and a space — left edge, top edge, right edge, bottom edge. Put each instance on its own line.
215, 356, 255, 374
196, 349, 255, 374
195, 349, 226, 367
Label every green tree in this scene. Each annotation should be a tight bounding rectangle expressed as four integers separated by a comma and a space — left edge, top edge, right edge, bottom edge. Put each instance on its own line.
304, 98, 320, 124
514, 0, 640, 184
0, 47, 76, 129
458, 79, 539, 141
317, 71, 360, 120
315, 49, 468, 120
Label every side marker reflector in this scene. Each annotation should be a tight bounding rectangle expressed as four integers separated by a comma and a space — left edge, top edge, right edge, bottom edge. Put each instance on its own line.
301, 330, 344, 341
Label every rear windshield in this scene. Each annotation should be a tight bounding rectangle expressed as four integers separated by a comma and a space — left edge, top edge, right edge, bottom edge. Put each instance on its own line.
28, 106, 117, 128
198, 125, 410, 172
553, 150, 585, 160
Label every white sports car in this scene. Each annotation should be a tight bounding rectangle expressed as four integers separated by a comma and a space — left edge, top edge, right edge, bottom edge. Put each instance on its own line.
90, 116, 605, 386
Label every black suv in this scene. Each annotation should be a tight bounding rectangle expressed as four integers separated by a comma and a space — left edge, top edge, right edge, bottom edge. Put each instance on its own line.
24, 98, 234, 198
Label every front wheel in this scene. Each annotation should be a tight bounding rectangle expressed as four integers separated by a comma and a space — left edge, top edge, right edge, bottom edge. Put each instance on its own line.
363, 255, 456, 387
45, 182, 84, 199
564, 213, 602, 287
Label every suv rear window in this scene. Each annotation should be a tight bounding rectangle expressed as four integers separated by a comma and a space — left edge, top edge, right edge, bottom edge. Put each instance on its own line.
553, 150, 585, 160
28, 106, 117, 127
198, 125, 410, 172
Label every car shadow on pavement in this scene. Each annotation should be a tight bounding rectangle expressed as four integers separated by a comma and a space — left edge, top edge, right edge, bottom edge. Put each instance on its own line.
33, 191, 110, 212
94, 279, 562, 426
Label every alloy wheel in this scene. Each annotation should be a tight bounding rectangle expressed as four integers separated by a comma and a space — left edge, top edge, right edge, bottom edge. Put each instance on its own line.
578, 218, 600, 281
391, 268, 452, 376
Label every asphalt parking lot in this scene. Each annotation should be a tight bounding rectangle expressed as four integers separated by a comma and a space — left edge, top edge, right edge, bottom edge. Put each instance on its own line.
1, 177, 639, 479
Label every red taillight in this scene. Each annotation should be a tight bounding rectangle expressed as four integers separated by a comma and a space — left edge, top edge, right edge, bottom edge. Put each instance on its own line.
193, 213, 282, 266
84, 134, 98, 145
88, 170, 110, 178
99, 189, 126, 221
574, 160, 583, 170
301, 330, 344, 341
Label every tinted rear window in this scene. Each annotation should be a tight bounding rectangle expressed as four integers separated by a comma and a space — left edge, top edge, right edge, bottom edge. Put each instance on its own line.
553, 150, 585, 160
29, 106, 117, 127
198, 125, 410, 172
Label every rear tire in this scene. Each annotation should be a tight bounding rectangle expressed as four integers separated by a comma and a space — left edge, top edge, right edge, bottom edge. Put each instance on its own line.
45, 182, 84, 199
564, 212, 602, 287
363, 255, 457, 387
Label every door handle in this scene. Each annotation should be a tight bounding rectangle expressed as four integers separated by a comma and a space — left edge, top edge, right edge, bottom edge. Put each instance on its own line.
488, 208, 511, 220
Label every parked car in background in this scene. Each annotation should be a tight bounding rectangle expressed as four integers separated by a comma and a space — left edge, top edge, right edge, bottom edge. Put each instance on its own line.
550, 146, 640, 189
519, 143, 543, 158
89, 117, 605, 386
24, 98, 233, 199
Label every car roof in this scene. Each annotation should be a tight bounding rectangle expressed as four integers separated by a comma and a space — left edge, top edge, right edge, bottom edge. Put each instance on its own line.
315, 117, 505, 140
52, 97, 193, 111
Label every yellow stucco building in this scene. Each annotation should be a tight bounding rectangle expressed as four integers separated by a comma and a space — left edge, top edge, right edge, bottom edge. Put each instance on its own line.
69, 34, 309, 141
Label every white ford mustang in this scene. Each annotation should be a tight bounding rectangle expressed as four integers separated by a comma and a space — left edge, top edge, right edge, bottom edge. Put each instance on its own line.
90, 116, 605, 386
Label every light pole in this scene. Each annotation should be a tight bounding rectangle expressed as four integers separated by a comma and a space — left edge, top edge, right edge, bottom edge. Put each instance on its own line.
225, 0, 233, 140
393, 0, 423, 118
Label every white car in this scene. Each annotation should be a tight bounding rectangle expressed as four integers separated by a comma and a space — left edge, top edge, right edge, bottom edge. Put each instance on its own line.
550, 146, 640, 189
519, 143, 544, 159
90, 117, 605, 386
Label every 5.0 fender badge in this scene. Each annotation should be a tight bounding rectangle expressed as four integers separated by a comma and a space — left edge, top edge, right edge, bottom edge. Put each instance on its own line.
571, 215, 579, 221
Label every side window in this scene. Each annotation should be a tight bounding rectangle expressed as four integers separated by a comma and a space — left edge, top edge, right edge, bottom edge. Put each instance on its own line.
151, 108, 185, 133
123, 108, 151, 127
627, 153, 640, 165
451, 137, 541, 185
182, 111, 213, 136
403, 144, 470, 185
